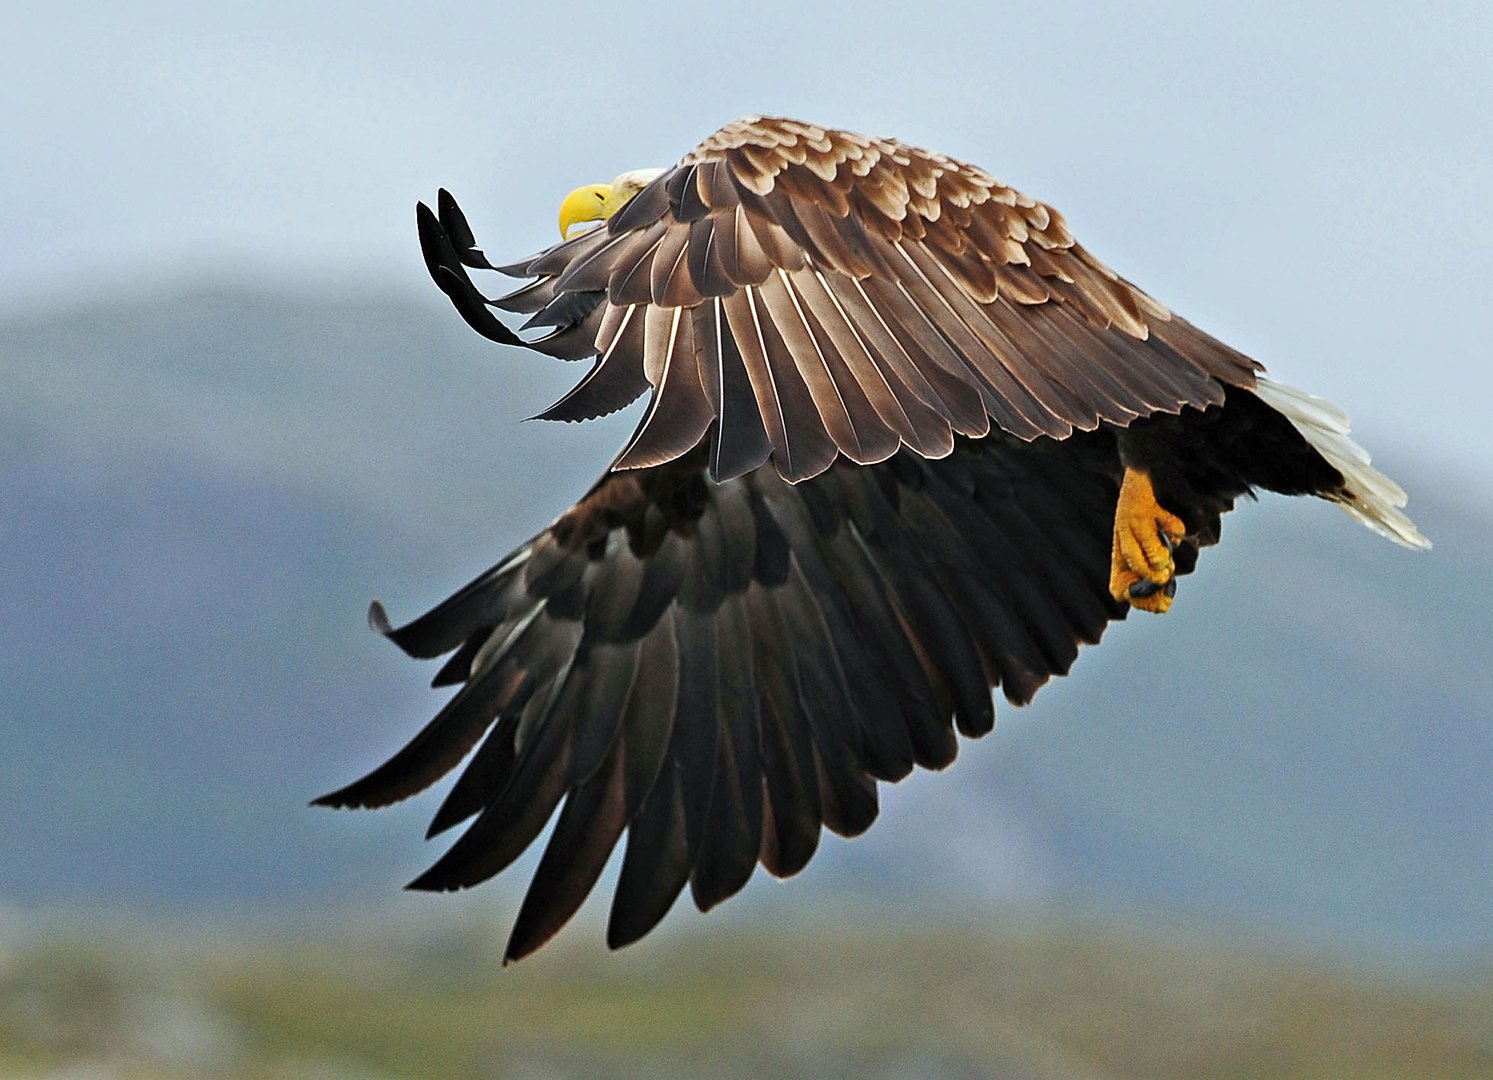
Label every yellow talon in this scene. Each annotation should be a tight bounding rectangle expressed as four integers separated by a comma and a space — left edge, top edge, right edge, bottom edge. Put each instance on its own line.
1109, 467, 1188, 614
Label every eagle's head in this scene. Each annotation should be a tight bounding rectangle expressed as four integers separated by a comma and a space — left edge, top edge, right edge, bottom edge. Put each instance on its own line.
558, 168, 665, 239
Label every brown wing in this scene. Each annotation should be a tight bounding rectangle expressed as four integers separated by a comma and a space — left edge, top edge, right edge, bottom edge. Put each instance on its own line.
419, 117, 1260, 484
314, 429, 1220, 961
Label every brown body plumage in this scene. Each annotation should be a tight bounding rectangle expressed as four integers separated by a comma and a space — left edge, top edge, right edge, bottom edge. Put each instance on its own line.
318, 117, 1426, 962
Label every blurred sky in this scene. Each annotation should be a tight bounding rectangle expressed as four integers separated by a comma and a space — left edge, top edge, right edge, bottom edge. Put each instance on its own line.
5, 0, 1490, 487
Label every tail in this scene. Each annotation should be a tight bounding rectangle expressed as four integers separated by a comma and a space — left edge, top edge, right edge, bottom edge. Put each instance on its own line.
1252, 377, 1430, 550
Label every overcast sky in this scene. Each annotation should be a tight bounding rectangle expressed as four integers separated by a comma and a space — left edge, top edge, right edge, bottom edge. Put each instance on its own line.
7, 1, 1490, 487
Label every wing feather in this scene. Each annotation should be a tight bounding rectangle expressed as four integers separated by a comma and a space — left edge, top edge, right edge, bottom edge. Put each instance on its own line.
614, 306, 715, 470
893, 240, 1092, 434
531, 304, 650, 422
746, 584, 822, 878
688, 592, 763, 911
790, 269, 954, 458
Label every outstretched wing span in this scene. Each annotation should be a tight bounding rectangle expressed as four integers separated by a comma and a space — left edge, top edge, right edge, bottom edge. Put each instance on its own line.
318, 431, 1198, 961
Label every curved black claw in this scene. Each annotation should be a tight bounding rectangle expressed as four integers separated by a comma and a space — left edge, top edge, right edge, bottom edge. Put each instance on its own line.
1127, 576, 1177, 601
1127, 527, 1179, 600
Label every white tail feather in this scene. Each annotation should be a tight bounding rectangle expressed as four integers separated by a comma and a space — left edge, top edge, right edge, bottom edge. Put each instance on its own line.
1253, 377, 1430, 550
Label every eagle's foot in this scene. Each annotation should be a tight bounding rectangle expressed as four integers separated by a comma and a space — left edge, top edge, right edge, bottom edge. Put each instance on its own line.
1109, 467, 1187, 614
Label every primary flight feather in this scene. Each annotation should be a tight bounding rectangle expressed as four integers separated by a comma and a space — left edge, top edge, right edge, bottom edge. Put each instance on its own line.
317, 116, 1428, 963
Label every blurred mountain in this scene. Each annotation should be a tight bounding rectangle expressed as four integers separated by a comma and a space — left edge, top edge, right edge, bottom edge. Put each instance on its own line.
3, 284, 1488, 954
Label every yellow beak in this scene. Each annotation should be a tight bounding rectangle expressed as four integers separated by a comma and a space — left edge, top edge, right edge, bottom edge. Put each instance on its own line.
558, 183, 616, 239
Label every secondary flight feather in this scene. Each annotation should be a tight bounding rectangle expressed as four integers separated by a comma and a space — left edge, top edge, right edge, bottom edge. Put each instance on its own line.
317, 116, 1428, 963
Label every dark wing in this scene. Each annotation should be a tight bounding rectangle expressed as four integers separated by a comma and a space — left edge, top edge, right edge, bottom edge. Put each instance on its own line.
417, 117, 1261, 485
314, 429, 1213, 962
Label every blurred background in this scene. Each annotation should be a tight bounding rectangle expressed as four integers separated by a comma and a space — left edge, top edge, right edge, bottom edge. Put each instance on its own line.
4, 2, 1490, 1076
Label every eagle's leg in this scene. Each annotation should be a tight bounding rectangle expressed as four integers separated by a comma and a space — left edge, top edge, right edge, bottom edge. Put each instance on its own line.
1109, 466, 1187, 614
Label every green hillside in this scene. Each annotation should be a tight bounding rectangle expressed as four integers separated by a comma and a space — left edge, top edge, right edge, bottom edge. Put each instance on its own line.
4, 913, 1489, 1079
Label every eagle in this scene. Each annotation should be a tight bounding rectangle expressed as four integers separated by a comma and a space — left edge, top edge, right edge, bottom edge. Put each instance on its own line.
316, 117, 1428, 963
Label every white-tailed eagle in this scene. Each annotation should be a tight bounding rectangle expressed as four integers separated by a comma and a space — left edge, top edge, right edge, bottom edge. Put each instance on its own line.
316, 117, 1428, 962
